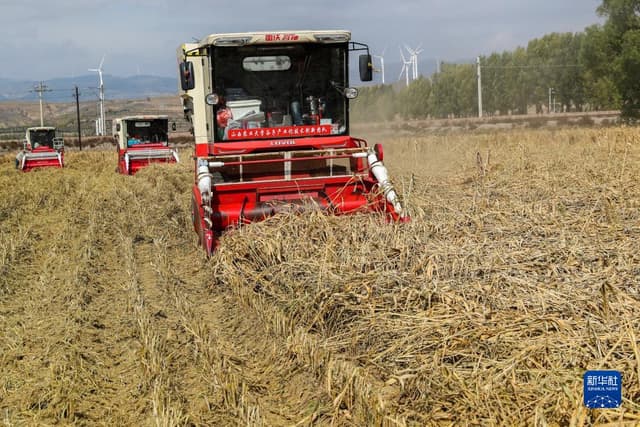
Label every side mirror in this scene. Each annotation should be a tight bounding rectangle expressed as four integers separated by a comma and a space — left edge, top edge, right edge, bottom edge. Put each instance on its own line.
180, 61, 195, 91
359, 54, 373, 82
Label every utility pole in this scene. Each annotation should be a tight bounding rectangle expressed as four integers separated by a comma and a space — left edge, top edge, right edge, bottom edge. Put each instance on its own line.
476, 57, 483, 118
373, 55, 385, 84
89, 56, 106, 135
31, 82, 52, 126
99, 80, 105, 135
74, 86, 82, 151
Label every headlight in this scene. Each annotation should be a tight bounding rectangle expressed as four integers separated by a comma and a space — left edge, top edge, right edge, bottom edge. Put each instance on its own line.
314, 33, 350, 43
213, 37, 251, 47
205, 93, 220, 105
344, 87, 358, 99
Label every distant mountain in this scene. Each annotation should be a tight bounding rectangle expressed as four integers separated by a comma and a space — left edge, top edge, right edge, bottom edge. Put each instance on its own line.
0, 56, 471, 102
0, 74, 177, 102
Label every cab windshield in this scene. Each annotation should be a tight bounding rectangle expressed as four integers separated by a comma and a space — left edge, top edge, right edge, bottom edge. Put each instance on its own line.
125, 119, 168, 146
29, 129, 55, 148
211, 43, 348, 141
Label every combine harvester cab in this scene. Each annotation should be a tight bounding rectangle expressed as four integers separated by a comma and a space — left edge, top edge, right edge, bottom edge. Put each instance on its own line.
113, 115, 180, 175
178, 30, 409, 255
15, 127, 64, 171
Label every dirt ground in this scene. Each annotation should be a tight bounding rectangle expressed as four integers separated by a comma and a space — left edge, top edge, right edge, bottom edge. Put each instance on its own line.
1, 125, 639, 425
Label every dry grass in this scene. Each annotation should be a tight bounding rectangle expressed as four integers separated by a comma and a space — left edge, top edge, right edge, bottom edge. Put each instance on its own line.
213, 126, 640, 425
0, 126, 639, 425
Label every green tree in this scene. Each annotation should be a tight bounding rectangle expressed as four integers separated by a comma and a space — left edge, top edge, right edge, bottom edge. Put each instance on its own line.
580, 24, 621, 110
429, 63, 475, 118
351, 84, 397, 123
617, 30, 640, 116
479, 52, 513, 115
597, 0, 640, 118
397, 77, 432, 119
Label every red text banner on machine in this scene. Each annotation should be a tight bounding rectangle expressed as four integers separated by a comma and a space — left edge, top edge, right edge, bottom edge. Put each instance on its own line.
227, 125, 332, 140
265, 33, 299, 41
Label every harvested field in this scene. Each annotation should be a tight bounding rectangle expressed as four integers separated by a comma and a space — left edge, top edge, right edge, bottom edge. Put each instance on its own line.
1, 126, 639, 425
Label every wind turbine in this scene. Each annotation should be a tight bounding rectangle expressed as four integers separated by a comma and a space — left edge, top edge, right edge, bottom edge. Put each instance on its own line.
373, 46, 386, 84
89, 55, 106, 136
404, 44, 423, 80
398, 48, 412, 87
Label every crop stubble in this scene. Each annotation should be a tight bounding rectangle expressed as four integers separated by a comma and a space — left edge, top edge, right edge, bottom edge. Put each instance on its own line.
0, 126, 639, 425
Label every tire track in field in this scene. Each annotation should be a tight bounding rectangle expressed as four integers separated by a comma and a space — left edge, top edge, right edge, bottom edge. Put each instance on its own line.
117, 234, 188, 425
124, 227, 336, 425
111, 165, 338, 425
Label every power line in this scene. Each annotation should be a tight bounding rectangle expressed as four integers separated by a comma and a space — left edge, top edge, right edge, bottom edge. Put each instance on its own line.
479, 64, 583, 70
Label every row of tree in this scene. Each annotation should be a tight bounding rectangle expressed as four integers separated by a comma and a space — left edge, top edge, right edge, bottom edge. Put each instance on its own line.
352, 0, 640, 121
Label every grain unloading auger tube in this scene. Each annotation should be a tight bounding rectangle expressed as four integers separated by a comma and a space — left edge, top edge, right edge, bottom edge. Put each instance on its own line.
193, 144, 408, 255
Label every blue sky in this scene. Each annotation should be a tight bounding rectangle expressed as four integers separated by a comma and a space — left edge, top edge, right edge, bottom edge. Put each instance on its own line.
0, 0, 603, 81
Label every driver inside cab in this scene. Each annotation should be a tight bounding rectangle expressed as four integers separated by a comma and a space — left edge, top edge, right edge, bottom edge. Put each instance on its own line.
127, 134, 142, 147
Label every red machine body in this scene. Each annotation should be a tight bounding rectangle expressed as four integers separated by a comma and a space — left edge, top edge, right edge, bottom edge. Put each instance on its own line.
178, 31, 408, 255
191, 136, 407, 254
113, 116, 179, 175
15, 127, 64, 172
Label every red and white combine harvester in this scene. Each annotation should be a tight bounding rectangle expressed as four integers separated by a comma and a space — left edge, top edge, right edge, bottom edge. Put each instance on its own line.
177, 30, 408, 255
112, 115, 179, 175
15, 126, 64, 171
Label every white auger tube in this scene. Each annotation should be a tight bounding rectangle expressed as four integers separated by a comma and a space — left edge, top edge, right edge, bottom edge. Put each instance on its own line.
367, 149, 406, 218
124, 153, 130, 174
197, 159, 213, 204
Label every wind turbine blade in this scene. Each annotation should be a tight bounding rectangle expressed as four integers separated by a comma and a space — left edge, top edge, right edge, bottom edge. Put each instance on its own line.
99, 54, 105, 69
398, 63, 407, 80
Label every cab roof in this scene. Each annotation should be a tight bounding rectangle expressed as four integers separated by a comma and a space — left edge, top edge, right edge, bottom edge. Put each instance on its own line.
198, 30, 351, 47
115, 115, 168, 121
27, 126, 56, 131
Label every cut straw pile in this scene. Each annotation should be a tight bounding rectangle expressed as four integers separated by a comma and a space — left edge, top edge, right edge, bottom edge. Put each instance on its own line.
212, 127, 640, 425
